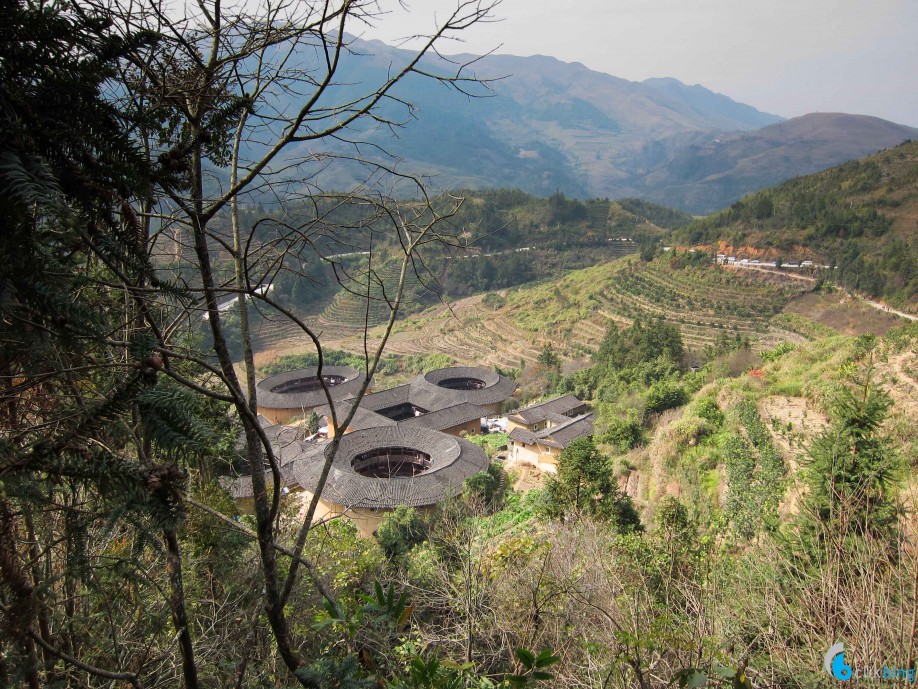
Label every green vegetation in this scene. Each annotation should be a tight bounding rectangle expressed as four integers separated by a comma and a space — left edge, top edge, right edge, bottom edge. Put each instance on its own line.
462, 463, 507, 508
722, 400, 786, 537
541, 437, 642, 531
466, 432, 510, 459
261, 350, 455, 383
676, 140, 918, 311
503, 254, 805, 357
616, 197, 695, 229
223, 189, 652, 335
596, 316, 684, 369
376, 506, 429, 559
799, 360, 899, 539
481, 292, 507, 309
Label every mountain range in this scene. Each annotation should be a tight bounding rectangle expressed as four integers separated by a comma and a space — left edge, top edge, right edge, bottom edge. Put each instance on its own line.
275, 37, 918, 213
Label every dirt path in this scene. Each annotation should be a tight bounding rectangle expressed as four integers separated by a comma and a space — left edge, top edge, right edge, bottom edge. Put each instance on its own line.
861, 298, 918, 321
729, 264, 817, 282
734, 264, 917, 321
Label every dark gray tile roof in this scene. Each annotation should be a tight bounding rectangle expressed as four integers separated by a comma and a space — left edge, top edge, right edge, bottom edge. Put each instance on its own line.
399, 402, 487, 431
285, 426, 488, 510
539, 413, 594, 449
508, 427, 539, 445
329, 367, 512, 432
228, 366, 509, 509
507, 394, 587, 426
226, 416, 328, 498
219, 470, 286, 499
339, 407, 396, 432
409, 367, 516, 408
314, 397, 396, 433
235, 415, 311, 460
357, 385, 412, 412
255, 366, 369, 410
508, 413, 594, 450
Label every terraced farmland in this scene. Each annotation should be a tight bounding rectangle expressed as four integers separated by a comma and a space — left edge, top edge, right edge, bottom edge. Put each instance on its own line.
504, 259, 811, 351
319, 262, 431, 328
254, 256, 813, 371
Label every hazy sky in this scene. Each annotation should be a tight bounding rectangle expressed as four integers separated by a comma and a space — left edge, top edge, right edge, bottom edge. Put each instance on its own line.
363, 0, 918, 127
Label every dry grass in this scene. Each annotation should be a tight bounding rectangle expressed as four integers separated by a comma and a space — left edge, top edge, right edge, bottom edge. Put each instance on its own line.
783, 289, 904, 336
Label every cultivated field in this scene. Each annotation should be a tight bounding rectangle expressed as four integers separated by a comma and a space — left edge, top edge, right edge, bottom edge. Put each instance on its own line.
252, 256, 817, 370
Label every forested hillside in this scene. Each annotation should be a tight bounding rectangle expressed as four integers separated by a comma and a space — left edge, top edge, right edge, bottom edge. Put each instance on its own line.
262, 36, 917, 210
199, 191, 687, 353
632, 113, 918, 212
676, 140, 918, 311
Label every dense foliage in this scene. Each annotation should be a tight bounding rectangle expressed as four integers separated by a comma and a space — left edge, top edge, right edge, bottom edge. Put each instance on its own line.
675, 141, 918, 310
541, 437, 642, 530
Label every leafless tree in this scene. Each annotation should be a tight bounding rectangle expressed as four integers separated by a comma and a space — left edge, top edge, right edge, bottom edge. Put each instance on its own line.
93, 0, 501, 685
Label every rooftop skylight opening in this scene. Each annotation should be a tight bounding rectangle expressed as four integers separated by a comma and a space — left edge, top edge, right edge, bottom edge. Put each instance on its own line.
436, 377, 486, 391
351, 446, 432, 478
270, 374, 347, 394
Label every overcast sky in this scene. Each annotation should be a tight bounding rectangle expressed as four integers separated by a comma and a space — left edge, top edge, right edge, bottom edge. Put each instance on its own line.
363, 0, 918, 127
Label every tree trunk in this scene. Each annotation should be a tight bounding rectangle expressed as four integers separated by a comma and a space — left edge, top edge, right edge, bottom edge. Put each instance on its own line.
164, 527, 201, 689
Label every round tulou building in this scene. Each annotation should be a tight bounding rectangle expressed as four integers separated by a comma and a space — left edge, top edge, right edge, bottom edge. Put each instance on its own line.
255, 365, 368, 424
409, 366, 517, 415
286, 425, 488, 535
224, 364, 516, 535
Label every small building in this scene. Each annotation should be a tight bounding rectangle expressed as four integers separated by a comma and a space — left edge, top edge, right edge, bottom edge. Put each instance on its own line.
506, 394, 589, 434
506, 394, 593, 473
508, 413, 594, 474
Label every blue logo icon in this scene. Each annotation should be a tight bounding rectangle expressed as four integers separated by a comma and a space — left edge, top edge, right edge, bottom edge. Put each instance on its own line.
825, 643, 853, 681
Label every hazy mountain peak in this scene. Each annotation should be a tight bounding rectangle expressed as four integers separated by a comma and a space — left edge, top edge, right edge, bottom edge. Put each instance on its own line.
268, 36, 917, 210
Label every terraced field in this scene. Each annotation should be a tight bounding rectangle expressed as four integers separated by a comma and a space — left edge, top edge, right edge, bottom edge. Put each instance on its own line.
318, 262, 431, 328
503, 259, 810, 352
253, 256, 813, 371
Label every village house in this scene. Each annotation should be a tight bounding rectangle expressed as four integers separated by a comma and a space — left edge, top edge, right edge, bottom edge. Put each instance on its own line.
255, 365, 370, 425
221, 419, 487, 536
506, 394, 593, 473
222, 366, 514, 535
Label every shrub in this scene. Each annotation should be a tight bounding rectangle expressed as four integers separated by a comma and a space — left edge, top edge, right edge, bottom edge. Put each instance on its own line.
666, 416, 711, 450
599, 416, 644, 452
541, 437, 642, 532
695, 396, 725, 427
375, 506, 428, 558
645, 380, 688, 415
481, 292, 506, 309
463, 463, 506, 508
